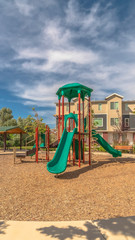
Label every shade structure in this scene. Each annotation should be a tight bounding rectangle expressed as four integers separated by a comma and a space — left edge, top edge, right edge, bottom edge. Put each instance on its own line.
56, 83, 93, 101
0, 126, 26, 151
0, 126, 25, 134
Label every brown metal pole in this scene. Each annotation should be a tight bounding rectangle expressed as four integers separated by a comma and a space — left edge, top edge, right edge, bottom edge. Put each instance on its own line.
20, 133, 22, 150
4, 132, 7, 152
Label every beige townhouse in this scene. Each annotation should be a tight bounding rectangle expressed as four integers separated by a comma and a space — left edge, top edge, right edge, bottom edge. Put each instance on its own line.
55, 93, 135, 145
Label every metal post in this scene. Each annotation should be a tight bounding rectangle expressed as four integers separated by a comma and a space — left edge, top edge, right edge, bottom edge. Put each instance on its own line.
73, 111, 75, 166
83, 100, 85, 163
4, 132, 7, 152
88, 96, 91, 165
36, 126, 38, 163
20, 133, 22, 150
78, 92, 81, 167
62, 94, 64, 132
68, 101, 70, 163
46, 125, 47, 160
48, 126, 49, 161
58, 98, 60, 144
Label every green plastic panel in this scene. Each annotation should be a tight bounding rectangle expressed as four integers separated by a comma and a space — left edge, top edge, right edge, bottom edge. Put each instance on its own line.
47, 128, 77, 174
56, 83, 93, 101
92, 130, 122, 157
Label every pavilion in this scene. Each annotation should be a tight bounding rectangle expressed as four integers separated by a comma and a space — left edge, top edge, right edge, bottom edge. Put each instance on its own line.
0, 126, 26, 151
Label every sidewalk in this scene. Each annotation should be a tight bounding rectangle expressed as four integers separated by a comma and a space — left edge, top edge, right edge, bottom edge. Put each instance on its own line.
1, 216, 135, 240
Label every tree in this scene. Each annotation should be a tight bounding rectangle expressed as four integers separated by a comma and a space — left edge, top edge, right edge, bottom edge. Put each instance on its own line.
0, 107, 17, 148
32, 108, 46, 133
113, 110, 123, 144
0, 107, 17, 126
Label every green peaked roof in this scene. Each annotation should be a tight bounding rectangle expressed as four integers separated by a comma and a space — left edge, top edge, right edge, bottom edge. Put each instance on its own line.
56, 83, 93, 101
0, 126, 25, 134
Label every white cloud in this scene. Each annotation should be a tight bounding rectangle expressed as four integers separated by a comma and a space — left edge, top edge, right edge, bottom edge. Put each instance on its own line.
18, 46, 100, 73
15, 0, 34, 16
1, 0, 135, 112
12, 81, 63, 106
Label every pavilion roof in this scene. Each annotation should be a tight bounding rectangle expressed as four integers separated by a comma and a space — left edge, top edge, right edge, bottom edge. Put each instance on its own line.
0, 126, 26, 134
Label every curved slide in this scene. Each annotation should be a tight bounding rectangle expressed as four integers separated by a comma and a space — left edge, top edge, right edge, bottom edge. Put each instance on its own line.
92, 130, 121, 157
47, 128, 77, 174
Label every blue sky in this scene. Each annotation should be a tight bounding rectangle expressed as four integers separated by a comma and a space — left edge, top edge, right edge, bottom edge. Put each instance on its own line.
0, 0, 135, 128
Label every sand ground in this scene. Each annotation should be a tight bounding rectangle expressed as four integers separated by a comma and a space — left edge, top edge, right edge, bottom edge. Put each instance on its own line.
0, 152, 135, 221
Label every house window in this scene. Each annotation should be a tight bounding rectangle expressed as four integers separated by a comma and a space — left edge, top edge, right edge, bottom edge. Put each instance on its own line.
125, 103, 128, 111
110, 102, 119, 109
98, 103, 102, 111
111, 118, 119, 126
94, 118, 103, 127
124, 118, 129, 127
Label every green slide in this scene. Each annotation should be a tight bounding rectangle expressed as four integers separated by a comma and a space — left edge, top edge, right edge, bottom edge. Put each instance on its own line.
47, 128, 77, 174
92, 130, 121, 157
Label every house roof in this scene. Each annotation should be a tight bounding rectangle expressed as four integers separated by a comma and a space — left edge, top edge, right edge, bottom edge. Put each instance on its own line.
0, 126, 26, 134
123, 100, 135, 103
105, 93, 123, 100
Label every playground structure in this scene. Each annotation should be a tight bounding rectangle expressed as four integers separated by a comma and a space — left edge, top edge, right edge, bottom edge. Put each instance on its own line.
47, 83, 121, 174
6, 83, 121, 167
14, 125, 50, 163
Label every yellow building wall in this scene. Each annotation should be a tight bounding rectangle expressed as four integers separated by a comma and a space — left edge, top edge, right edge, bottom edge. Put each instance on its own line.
55, 103, 75, 115
107, 96, 122, 131
92, 102, 107, 114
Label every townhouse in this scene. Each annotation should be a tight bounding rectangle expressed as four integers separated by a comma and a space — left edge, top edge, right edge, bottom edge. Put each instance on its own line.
55, 93, 135, 145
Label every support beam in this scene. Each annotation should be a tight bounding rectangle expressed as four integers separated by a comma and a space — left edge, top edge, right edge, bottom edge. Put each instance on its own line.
68, 101, 71, 163
20, 133, 22, 150
4, 132, 7, 152
83, 100, 85, 163
46, 125, 48, 161
88, 96, 91, 165
35, 126, 38, 163
58, 99, 60, 142
73, 111, 75, 166
48, 126, 49, 161
78, 92, 81, 167
62, 94, 64, 132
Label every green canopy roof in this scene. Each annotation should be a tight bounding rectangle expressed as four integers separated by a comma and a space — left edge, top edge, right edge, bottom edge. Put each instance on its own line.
56, 83, 93, 101
0, 126, 25, 134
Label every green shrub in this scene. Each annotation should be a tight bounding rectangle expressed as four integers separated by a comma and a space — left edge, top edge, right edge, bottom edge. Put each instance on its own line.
96, 146, 106, 152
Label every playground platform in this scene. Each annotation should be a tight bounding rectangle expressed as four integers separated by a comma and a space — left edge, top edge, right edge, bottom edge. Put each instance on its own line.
0, 216, 135, 240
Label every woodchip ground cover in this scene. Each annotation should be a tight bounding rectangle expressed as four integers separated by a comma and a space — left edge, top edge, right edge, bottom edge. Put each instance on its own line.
0, 152, 135, 221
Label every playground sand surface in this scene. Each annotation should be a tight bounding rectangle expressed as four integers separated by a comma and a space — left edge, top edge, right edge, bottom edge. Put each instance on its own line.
0, 152, 135, 222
